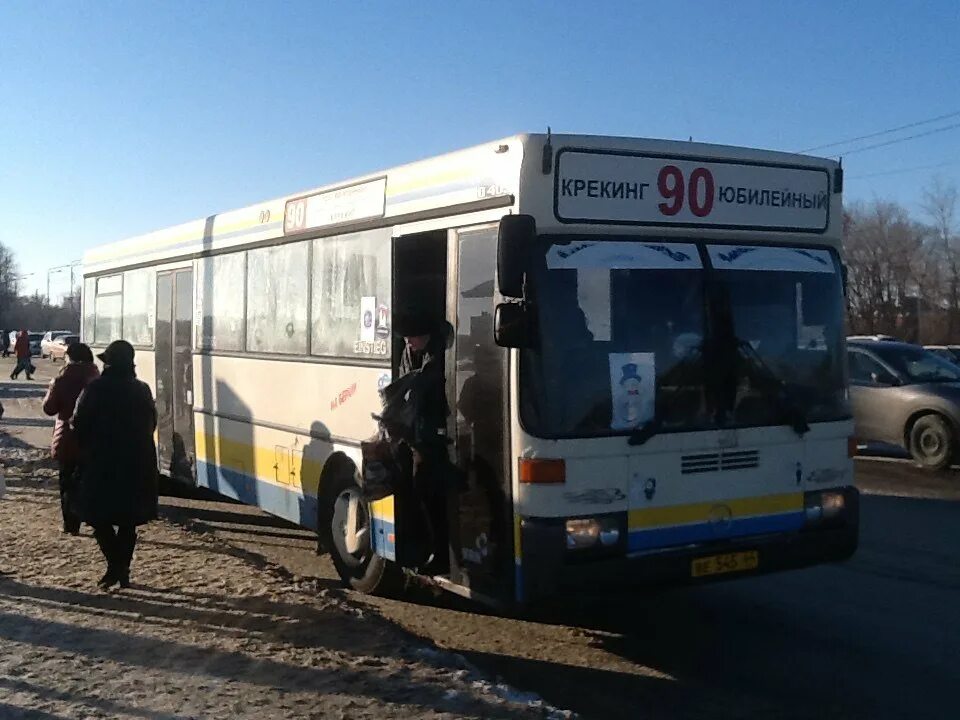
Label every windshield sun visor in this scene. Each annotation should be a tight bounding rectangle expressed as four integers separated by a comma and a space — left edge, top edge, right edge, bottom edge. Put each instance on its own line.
546, 241, 701, 270
706, 245, 836, 274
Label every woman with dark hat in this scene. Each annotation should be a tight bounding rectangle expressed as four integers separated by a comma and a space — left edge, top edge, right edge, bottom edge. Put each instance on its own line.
72, 340, 159, 589
42, 341, 100, 534
388, 306, 453, 571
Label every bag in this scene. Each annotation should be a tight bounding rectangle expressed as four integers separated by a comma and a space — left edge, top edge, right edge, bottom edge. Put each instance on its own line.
360, 436, 400, 502
373, 371, 422, 443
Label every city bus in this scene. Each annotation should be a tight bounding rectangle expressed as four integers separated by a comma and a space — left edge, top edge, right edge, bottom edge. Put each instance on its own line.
81, 132, 858, 605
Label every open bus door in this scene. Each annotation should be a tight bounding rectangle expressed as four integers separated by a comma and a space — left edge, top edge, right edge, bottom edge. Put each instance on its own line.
156, 269, 196, 484
387, 225, 512, 601
446, 225, 513, 600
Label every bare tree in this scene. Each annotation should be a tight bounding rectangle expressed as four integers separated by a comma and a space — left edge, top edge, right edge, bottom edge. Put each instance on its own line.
0, 242, 20, 330
843, 200, 927, 340
921, 177, 959, 340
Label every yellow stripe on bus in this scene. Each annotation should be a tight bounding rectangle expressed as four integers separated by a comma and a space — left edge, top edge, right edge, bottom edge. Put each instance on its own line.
195, 431, 398, 526
628, 493, 803, 530
86, 207, 283, 262
194, 431, 324, 496
370, 496, 395, 523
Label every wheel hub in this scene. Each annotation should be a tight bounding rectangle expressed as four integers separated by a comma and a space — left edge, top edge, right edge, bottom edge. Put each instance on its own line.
331, 488, 370, 567
920, 429, 943, 455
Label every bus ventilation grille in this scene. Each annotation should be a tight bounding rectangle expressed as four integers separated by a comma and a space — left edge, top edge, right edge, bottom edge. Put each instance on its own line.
681, 450, 759, 474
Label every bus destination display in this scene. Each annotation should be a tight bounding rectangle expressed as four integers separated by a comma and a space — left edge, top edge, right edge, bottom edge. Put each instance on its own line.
555, 150, 830, 231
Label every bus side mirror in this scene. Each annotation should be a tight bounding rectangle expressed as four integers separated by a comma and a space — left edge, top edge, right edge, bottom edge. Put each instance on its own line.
498, 214, 536, 298
494, 303, 529, 348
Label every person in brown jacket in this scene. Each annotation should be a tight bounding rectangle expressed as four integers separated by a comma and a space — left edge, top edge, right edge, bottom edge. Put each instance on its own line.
10, 330, 34, 380
42, 342, 99, 534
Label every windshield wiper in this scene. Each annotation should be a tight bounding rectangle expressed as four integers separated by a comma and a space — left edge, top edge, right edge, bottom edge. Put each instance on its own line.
736, 340, 810, 437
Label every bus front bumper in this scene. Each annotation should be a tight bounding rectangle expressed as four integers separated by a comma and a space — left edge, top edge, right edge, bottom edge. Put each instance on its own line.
517, 486, 859, 604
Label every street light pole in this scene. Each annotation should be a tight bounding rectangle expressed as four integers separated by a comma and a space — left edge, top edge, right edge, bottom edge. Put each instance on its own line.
46, 262, 81, 307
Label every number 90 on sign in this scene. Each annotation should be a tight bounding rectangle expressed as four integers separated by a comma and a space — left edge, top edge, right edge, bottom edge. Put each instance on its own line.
657, 165, 715, 218
284, 198, 307, 234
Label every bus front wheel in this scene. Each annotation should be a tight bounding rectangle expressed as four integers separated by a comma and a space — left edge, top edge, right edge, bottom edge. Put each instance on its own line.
320, 472, 397, 595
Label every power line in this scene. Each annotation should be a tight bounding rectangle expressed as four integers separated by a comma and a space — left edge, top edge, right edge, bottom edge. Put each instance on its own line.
828, 121, 960, 158
796, 109, 960, 153
848, 159, 960, 180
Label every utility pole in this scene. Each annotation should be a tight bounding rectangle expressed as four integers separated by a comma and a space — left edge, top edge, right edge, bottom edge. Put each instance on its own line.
47, 261, 81, 307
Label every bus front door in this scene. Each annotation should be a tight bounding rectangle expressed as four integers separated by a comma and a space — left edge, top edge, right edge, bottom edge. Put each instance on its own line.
449, 225, 511, 597
156, 269, 196, 483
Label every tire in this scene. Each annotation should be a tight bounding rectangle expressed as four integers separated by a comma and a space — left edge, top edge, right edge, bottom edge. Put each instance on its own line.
908, 414, 955, 472
319, 471, 398, 595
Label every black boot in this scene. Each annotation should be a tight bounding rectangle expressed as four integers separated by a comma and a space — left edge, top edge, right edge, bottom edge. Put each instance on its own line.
118, 566, 130, 588
97, 566, 121, 590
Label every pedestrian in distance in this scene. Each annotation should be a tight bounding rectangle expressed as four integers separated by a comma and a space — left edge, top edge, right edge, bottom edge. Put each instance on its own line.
72, 340, 159, 590
10, 330, 34, 380
42, 342, 100, 535
0, 330, 10, 358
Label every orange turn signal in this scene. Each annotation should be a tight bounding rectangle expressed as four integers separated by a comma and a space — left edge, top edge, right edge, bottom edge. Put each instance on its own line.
519, 458, 566, 484
847, 436, 858, 458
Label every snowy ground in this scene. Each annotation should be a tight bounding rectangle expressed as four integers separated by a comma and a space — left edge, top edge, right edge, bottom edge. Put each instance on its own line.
0, 369, 568, 720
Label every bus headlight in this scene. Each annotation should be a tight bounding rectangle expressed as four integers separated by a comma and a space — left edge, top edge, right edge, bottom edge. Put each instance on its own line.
821, 490, 846, 518
804, 490, 846, 525
566, 516, 620, 550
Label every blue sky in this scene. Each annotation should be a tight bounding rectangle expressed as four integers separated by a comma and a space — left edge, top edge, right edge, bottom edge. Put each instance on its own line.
1, 0, 958, 299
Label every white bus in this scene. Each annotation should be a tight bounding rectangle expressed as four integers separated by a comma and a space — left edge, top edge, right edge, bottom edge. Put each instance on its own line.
82, 132, 858, 605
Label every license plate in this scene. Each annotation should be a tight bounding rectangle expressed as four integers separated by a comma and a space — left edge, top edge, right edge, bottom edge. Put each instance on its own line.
691, 550, 759, 578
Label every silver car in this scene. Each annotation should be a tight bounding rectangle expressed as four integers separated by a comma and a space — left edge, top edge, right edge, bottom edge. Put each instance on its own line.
848, 339, 960, 470
40, 330, 72, 358
924, 345, 960, 366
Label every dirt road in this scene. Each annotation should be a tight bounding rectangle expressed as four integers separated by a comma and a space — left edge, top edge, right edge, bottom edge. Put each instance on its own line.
5, 358, 959, 719
157, 461, 960, 720
0, 361, 565, 720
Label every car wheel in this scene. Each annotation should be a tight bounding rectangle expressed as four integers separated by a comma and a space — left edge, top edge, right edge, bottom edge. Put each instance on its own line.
908, 414, 955, 471
320, 471, 398, 595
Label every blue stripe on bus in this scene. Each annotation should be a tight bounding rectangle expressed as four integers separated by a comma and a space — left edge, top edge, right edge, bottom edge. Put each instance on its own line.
371, 516, 396, 561
195, 460, 318, 530
386, 178, 496, 206
627, 511, 805, 552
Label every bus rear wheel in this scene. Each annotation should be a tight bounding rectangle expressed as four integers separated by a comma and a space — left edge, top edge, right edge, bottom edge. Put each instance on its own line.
321, 472, 397, 595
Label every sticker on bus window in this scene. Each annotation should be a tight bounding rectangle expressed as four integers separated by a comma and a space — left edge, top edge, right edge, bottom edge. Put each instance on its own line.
375, 304, 390, 339
609, 352, 655, 430
360, 296, 376, 343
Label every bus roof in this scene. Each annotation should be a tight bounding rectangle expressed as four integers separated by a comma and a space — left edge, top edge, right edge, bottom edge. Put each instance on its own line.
83, 133, 841, 275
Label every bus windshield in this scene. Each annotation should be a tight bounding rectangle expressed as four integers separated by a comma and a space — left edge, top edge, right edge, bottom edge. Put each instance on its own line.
520, 239, 848, 439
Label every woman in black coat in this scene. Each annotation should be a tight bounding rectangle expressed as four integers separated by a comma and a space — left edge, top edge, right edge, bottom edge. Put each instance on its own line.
73, 340, 159, 590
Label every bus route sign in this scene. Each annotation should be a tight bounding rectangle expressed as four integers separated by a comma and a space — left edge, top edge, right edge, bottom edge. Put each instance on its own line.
555, 150, 830, 232
284, 176, 387, 235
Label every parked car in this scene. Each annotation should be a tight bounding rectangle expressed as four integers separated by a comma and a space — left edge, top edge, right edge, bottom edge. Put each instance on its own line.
40, 330, 72, 358
848, 339, 960, 470
924, 345, 960, 365
47, 334, 79, 362
847, 334, 900, 342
